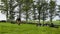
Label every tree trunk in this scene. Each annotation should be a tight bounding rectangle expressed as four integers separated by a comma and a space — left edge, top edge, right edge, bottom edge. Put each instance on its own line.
50, 13, 53, 24
38, 10, 41, 26
43, 11, 45, 26
6, 11, 8, 22
19, 3, 21, 23
26, 11, 28, 23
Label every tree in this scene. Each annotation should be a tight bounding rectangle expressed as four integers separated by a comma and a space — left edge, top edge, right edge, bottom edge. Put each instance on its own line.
9, 0, 19, 22
58, 5, 60, 21
32, 1, 37, 20
49, 0, 56, 24
36, 0, 42, 26
41, 0, 48, 26
1, 0, 18, 22
16, 0, 24, 23
1, 0, 9, 21
23, 0, 33, 22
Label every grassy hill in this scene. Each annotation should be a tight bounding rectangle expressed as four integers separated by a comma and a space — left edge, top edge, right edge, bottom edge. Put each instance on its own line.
0, 23, 60, 34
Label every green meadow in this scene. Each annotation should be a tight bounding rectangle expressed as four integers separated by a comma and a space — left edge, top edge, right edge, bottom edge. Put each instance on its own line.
0, 22, 60, 34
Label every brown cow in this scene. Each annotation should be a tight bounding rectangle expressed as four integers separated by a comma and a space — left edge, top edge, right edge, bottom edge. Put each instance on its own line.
16, 18, 21, 25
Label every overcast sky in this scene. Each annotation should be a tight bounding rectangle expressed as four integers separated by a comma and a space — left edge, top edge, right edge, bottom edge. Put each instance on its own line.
0, 0, 60, 21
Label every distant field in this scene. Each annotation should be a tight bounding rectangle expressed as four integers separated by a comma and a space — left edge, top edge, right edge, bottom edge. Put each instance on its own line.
28, 20, 60, 25
0, 23, 60, 34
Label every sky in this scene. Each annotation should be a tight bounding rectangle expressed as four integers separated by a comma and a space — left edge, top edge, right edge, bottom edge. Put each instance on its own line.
0, 0, 60, 21
56, 0, 60, 5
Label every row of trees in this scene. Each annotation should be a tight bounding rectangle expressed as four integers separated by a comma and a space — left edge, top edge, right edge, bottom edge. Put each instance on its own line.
0, 0, 60, 25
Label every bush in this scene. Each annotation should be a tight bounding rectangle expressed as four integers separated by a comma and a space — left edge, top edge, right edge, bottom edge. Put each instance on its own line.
0, 20, 6, 22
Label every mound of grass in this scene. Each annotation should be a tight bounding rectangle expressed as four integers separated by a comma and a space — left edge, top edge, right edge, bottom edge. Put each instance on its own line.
0, 23, 60, 34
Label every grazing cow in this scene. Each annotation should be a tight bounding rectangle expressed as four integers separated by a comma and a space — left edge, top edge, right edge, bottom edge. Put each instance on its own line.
16, 18, 21, 25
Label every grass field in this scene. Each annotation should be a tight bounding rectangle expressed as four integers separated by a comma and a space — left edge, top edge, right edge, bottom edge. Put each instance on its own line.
0, 23, 60, 34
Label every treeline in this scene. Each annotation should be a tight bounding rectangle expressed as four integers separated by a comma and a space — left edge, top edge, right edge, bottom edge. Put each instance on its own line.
0, 0, 60, 25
